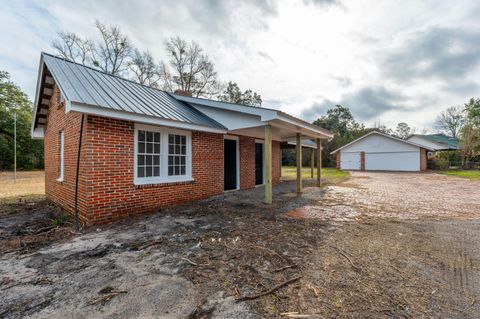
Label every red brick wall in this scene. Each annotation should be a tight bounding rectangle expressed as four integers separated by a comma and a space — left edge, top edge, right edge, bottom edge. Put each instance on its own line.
83, 116, 225, 224
239, 136, 255, 189
420, 148, 427, 172
238, 137, 281, 189
360, 152, 365, 171
44, 86, 90, 225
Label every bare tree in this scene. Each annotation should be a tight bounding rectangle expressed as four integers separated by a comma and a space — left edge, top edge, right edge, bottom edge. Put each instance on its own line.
91, 21, 133, 75
161, 37, 219, 97
52, 31, 93, 64
434, 105, 466, 138
128, 50, 161, 87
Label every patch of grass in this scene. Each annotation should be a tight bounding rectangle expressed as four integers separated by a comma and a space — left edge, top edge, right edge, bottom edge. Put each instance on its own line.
437, 170, 480, 180
51, 214, 69, 227
281, 166, 349, 185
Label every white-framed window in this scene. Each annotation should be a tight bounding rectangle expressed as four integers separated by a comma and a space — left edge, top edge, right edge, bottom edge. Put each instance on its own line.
57, 130, 64, 182
134, 123, 192, 185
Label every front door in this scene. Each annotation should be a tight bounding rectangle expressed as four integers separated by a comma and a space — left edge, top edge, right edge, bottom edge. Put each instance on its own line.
224, 139, 237, 191
255, 143, 263, 185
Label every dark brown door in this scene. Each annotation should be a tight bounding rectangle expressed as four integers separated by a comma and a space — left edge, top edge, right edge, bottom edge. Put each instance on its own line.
255, 143, 263, 185
224, 139, 237, 191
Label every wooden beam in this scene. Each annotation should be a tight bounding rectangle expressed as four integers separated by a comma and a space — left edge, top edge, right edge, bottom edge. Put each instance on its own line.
264, 124, 272, 204
310, 148, 314, 178
316, 138, 321, 187
296, 133, 302, 194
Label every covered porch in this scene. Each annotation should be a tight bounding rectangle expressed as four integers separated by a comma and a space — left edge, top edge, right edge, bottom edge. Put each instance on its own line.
228, 119, 332, 204
172, 94, 333, 204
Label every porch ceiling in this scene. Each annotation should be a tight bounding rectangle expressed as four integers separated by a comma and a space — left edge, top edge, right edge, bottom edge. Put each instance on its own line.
228, 118, 330, 146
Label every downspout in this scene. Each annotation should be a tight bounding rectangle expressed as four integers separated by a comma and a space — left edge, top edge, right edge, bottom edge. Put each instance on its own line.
74, 114, 85, 231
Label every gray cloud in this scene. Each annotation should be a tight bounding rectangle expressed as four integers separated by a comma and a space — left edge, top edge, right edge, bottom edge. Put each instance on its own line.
301, 86, 409, 121
302, 0, 343, 8
257, 51, 275, 63
330, 75, 352, 87
381, 26, 480, 82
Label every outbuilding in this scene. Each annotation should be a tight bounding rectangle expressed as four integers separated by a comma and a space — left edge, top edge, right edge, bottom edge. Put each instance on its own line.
331, 131, 433, 172
31, 53, 332, 226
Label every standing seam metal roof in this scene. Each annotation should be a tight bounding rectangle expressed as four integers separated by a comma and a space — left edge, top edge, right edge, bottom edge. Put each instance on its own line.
409, 134, 459, 149
41, 53, 226, 130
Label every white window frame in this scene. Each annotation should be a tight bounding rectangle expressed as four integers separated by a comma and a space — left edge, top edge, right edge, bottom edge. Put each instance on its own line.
57, 130, 64, 182
134, 123, 193, 185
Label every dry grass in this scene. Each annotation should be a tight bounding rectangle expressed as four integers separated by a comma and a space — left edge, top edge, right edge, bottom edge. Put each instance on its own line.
0, 170, 45, 198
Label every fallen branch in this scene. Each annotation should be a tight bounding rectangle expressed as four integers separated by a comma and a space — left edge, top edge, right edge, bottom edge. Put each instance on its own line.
274, 264, 297, 272
89, 290, 127, 305
138, 239, 163, 250
181, 257, 198, 266
331, 245, 361, 271
236, 275, 302, 302
252, 245, 288, 263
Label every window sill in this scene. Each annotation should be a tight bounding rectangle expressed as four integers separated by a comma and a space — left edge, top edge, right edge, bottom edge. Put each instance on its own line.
134, 177, 194, 187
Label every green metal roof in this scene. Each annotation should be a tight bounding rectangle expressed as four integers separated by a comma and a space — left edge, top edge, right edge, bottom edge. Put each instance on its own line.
411, 134, 459, 149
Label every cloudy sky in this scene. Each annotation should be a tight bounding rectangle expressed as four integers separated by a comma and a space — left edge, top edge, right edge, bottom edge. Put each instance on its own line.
1, 0, 480, 131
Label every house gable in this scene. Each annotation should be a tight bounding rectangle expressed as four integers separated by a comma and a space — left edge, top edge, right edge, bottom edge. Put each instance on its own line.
341, 133, 420, 153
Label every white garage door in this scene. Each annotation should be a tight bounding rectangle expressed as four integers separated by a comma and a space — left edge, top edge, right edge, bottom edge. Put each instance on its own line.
365, 152, 419, 171
340, 152, 361, 170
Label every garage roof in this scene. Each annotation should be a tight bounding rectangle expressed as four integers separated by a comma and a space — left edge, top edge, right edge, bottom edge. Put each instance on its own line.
330, 131, 435, 154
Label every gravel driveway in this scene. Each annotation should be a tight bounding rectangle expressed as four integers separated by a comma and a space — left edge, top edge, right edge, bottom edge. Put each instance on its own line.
292, 171, 480, 220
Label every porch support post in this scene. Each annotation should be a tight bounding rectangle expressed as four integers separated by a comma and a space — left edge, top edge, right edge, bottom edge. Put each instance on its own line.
310, 148, 314, 178
296, 133, 302, 194
316, 138, 321, 187
264, 124, 272, 204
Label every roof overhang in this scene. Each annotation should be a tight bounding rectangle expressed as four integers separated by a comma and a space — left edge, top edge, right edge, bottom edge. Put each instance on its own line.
31, 54, 55, 139
331, 131, 435, 154
174, 94, 333, 140
68, 102, 228, 134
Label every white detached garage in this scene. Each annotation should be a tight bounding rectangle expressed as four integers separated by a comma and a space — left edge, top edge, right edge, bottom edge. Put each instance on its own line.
331, 131, 433, 172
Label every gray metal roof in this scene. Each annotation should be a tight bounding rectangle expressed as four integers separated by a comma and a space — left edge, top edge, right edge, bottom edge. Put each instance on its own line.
41, 52, 225, 130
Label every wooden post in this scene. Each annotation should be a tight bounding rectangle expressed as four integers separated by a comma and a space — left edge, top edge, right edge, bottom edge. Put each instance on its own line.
296, 133, 302, 194
310, 148, 314, 178
264, 125, 272, 204
316, 138, 321, 187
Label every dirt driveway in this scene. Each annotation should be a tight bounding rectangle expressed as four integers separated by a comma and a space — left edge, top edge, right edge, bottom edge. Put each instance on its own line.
291, 171, 480, 220
1, 172, 480, 318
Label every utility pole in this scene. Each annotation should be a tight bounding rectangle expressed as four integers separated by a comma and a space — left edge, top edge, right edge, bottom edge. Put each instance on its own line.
13, 110, 17, 184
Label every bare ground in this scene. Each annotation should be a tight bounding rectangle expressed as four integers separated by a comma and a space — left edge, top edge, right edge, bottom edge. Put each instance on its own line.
1, 172, 480, 318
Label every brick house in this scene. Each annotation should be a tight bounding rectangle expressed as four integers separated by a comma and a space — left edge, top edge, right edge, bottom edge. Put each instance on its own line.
31, 53, 332, 226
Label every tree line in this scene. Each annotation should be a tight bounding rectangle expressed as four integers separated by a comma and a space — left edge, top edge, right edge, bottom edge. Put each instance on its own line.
287, 99, 480, 168
435, 98, 480, 164
0, 71, 43, 170
52, 21, 262, 106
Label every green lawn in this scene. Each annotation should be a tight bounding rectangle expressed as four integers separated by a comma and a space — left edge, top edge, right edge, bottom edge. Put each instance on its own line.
437, 170, 480, 180
281, 166, 349, 185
